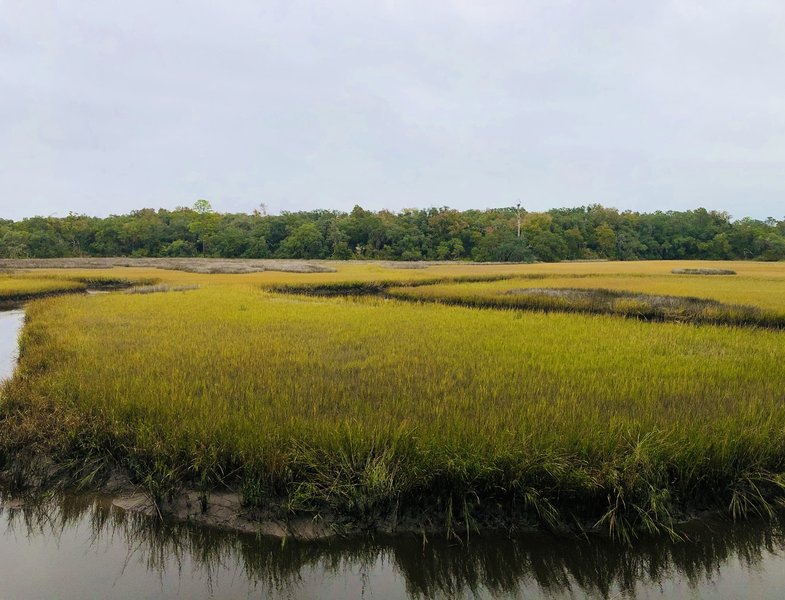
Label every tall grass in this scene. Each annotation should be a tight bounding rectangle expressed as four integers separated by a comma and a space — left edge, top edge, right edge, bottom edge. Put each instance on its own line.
0, 272, 160, 304
394, 271, 785, 313
0, 275, 86, 306
5, 277, 785, 538
388, 284, 785, 329
386, 271, 785, 328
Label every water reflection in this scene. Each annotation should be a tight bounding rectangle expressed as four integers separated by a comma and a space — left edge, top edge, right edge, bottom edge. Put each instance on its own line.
2, 494, 785, 599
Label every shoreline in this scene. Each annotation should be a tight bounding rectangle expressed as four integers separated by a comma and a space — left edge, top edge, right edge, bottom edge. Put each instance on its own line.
0, 455, 753, 543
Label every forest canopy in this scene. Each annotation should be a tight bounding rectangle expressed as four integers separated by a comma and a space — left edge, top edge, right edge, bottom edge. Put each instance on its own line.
2, 203, 785, 262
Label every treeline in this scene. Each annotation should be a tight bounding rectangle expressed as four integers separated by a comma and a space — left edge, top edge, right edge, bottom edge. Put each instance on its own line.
2, 203, 785, 262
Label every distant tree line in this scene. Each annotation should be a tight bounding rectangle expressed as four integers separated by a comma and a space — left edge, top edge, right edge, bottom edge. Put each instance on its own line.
2, 202, 785, 262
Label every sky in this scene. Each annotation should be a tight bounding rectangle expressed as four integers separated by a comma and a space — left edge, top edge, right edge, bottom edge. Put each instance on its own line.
1, 0, 784, 221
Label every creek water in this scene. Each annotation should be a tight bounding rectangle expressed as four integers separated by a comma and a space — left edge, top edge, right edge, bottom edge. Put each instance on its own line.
0, 308, 24, 383
2, 497, 785, 600
3, 308, 785, 599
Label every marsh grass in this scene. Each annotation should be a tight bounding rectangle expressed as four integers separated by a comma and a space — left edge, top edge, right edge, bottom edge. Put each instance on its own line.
5, 279, 785, 539
264, 273, 546, 296
672, 268, 737, 275
73, 275, 159, 289
385, 273, 785, 328
0, 276, 86, 307
393, 286, 785, 328
5, 261, 785, 539
0, 273, 166, 309
127, 284, 199, 295
268, 276, 785, 329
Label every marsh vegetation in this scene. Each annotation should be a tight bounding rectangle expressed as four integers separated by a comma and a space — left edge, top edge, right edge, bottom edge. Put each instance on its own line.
1, 260, 785, 542
672, 268, 737, 275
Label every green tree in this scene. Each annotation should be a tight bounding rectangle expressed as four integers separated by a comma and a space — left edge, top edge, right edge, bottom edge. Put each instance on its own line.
277, 222, 326, 258
188, 200, 220, 256
594, 223, 617, 258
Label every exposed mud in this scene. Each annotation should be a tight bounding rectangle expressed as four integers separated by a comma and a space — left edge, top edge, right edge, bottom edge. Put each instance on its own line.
0, 257, 337, 274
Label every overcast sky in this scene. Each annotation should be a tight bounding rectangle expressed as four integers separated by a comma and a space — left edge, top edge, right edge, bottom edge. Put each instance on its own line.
1, 1, 784, 221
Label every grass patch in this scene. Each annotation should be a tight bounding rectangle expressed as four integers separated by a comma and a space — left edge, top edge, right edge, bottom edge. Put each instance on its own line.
70, 275, 159, 289
0, 276, 86, 307
269, 275, 785, 329
5, 282, 785, 539
126, 284, 199, 295
672, 268, 737, 275
388, 273, 785, 328
263, 273, 543, 296
395, 285, 785, 328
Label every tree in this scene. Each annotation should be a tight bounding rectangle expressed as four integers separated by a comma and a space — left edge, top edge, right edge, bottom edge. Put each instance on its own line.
277, 222, 326, 258
594, 223, 617, 258
1, 203, 783, 263
193, 199, 212, 215
188, 200, 220, 256
523, 213, 567, 262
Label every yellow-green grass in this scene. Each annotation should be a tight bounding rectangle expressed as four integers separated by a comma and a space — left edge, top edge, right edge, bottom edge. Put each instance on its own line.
377, 267, 785, 329
0, 272, 164, 310
5, 278, 785, 537
13, 259, 785, 298
391, 272, 785, 313
0, 275, 86, 304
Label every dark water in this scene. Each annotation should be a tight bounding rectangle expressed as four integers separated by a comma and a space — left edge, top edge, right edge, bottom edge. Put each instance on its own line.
4, 308, 785, 599
2, 496, 785, 599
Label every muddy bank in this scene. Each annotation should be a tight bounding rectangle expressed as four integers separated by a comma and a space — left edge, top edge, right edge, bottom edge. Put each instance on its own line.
0, 453, 732, 544
1, 460, 539, 541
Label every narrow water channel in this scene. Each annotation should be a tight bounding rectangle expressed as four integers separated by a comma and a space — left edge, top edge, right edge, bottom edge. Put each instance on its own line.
0, 308, 24, 382
3, 308, 785, 599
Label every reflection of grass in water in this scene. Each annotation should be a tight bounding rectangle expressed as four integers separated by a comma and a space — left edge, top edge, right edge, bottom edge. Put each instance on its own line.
4, 494, 785, 600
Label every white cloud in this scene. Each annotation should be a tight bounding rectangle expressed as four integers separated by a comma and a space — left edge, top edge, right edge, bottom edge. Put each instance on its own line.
1, 0, 784, 220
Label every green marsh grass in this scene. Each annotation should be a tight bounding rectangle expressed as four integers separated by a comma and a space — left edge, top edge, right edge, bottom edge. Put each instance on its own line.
5, 271, 785, 538
387, 271, 785, 328
0, 275, 86, 306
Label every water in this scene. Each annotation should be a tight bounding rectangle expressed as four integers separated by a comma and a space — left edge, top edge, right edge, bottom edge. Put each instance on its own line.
3, 308, 785, 598
0, 308, 24, 381
2, 496, 785, 599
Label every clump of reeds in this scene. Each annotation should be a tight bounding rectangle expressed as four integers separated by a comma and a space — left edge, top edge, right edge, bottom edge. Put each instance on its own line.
72, 275, 159, 289
264, 273, 547, 296
126, 284, 199, 295
672, 268, 736, 275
